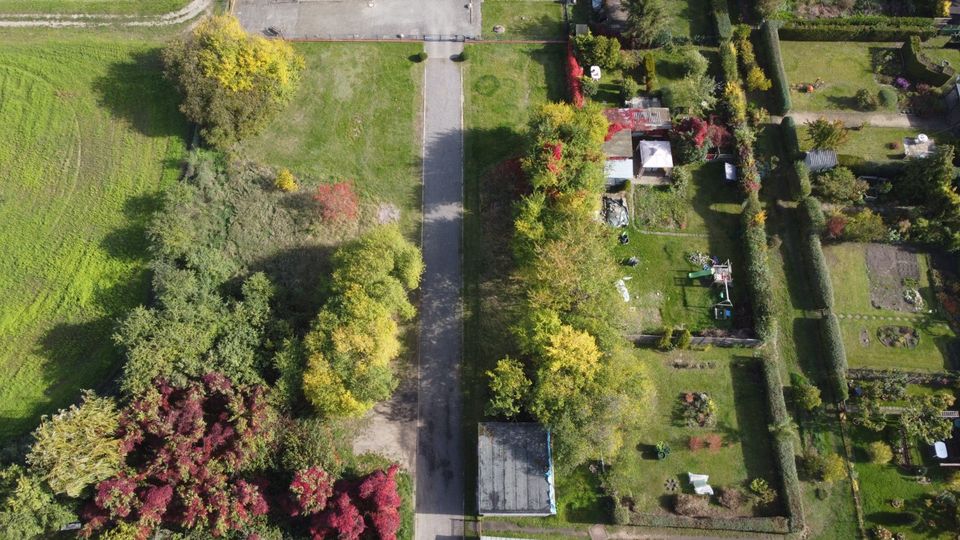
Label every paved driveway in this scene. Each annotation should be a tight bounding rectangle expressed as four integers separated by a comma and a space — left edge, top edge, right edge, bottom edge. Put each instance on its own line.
234, 0, 480, 39
416, 40, 465, 540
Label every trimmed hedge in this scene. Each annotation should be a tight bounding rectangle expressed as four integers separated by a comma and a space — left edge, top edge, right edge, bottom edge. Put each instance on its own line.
801, 230, 834, 311
759, 22, 791, 115
742, 194, 775, 340
779, 17, 937, 41
903, 35, 956, 88
793, 161, 812, 201
821, 312, 849, 401
711, 0, 732, 41
629, 513, 790, 533
720, 40, 739, 84
761, 355, 805, 533
799, 195, 825, 235
780, 116, 800, 160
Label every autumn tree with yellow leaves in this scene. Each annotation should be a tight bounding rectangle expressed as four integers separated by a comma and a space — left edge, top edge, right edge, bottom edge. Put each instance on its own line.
162, 15, 305, 148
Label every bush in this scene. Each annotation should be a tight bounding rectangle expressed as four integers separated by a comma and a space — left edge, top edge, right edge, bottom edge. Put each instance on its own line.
790, 160, 812, 200
814, 166, 868, 205
903, 35, 956, 88
779, 17, 937, 41
762, 356, 805, 532
574, 33, 622, 71
750, 478, 777, 505
790, 371, 822, 411
275, 168, 298, 192
416, 51, 428, 62
867, 441, 894, 464
720, 40, 738, 83
679, 47, 710, 77
674, 494, 709, 516
620, 77, 641, 102
613, 500, 631, 525
712, 0, 732, 40
658, 326, 675, 350
822, 312, 849, 400
780, 116, 800, 160
458, 48, 470, 62
758, 21, 791, 114
878, 87, 898, 110
844, 209, 887, 242
580, 76, 600, 97
822, 453, 847, 483
743, 194, 775, 339
677, 328, 692, 349
746, 66, 772, 92
800, 195, 825, 235
313, 181, 360, 223
855, 88, 878, 111
644, 53, 658, 92
629, 513, 790, 533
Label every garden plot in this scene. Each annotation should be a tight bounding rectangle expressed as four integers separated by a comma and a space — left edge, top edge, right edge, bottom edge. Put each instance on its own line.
481, 0, 565, 40
606, 350, 780, 517
823, 243, 957, 371
780, 41, 898, 112
866, 244, 924, 313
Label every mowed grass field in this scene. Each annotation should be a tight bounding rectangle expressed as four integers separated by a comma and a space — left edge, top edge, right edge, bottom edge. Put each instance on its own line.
0, 0, 188, 15
238, 42, 424, 234
0, 37, 188, 440
780, 41, 897, 111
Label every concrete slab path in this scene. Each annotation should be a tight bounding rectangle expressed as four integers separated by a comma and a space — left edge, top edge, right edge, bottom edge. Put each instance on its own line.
772, 110, 947, 130
415, 40, 466, 540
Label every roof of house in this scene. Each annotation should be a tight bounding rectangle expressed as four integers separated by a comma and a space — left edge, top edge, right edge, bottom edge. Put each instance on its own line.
605, 157, 635, 180
477, 422, 556, 516
603, 129, 633, 158
601, 0, 629, 31
804, 149, 838, 172
604, 107, 672, 133
638, 140, 674, 169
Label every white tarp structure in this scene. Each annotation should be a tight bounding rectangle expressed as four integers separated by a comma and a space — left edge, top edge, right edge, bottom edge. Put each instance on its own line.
688, 472, 714, 495
638, 140, 674, 169
935, 441, 948, 459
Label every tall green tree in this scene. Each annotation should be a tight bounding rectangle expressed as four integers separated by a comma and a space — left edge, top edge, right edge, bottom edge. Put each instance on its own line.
805, 118, 849, 150
485, 357, 531, 418
901, 393, 956, 444
27, 391, 121, 498
162, 15, 305, 148
624, 0, 667, 47
0, 465, 75, 539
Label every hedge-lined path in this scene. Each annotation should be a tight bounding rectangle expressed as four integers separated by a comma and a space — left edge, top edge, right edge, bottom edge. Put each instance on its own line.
416, 40, 466, 540
636, 229, 709, 238
0, 0, 211, 26
481, 519, 772, 539
772, 110, 946, 130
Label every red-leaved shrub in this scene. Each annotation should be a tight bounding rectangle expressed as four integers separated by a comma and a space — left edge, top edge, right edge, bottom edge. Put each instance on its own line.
314, 181, 360, 223
305, 464, 403, 540
566, 42, 585, 108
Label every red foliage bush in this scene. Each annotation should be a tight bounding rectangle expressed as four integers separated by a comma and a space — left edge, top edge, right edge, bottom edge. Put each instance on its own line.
313, 181, 360, 223
290, 467, 334, 516
306, 464, 403, 540
83, 373, 271, 538
566, 42, 585, 108
825, 214, 847, 239
689, 436, 704, 452
706, 434, 723, 452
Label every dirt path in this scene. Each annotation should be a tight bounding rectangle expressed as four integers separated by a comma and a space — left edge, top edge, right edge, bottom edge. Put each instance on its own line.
0, 0, 212, 27
772, 110, 947, 130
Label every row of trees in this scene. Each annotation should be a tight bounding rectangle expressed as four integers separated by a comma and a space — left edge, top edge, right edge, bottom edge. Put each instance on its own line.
488, 102, 653, 467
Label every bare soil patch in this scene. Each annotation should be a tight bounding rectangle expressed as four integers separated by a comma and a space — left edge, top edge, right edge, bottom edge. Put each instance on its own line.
866, 244, 921, 312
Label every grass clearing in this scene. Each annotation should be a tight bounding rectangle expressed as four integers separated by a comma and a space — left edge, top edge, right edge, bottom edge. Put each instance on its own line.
798, 125, 922, 164
780, 41, 897, 111
0, 0, 188, 15
481, 0, 565, 40
238, 42, 425, 236
663, 0, 713, 39
0, 37, 189, 440
607, 351, 780, 516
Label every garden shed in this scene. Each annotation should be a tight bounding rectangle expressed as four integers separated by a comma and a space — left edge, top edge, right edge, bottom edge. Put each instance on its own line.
603, 129, 634, 187
603, 107, 673, 135
804, 149, 838, 172
477, 422, 557, 516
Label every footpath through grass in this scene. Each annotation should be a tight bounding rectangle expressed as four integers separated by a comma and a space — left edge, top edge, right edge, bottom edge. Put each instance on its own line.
239, 42, 425, 236
0, 35, 188, 440
0, 0, 189, 15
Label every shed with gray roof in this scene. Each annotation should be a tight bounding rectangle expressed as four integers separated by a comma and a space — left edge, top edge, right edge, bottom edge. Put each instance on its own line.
477, 422, 556, 516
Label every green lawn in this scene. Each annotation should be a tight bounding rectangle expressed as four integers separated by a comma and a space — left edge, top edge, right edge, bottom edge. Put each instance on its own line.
664, 0, 713, 39
607, 351, 780, 516
919, 36, 960, 72
0, 37, 188, 440
0, 0, 188, 15
798, 125, 922, 164
481, 0, 565, 40
851, 427, 955, 539
238, 43, 425, 235
780, 41, 898, 111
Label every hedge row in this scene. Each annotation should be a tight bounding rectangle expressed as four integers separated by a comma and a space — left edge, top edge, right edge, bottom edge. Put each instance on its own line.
836, 154, 907, 178
799, 201, 834, 310
711, 0, 732, 41
761, 355, 805, 533
821, 312, 850, 401
720, 40, 738, 85
743, 194, 776, 340
759, 22, 791, 115
779, 116, 800, 160
903, 35, 956, 88
779, 17, 937, 41
629, 512, 790, 534
799, 194, 824, 235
